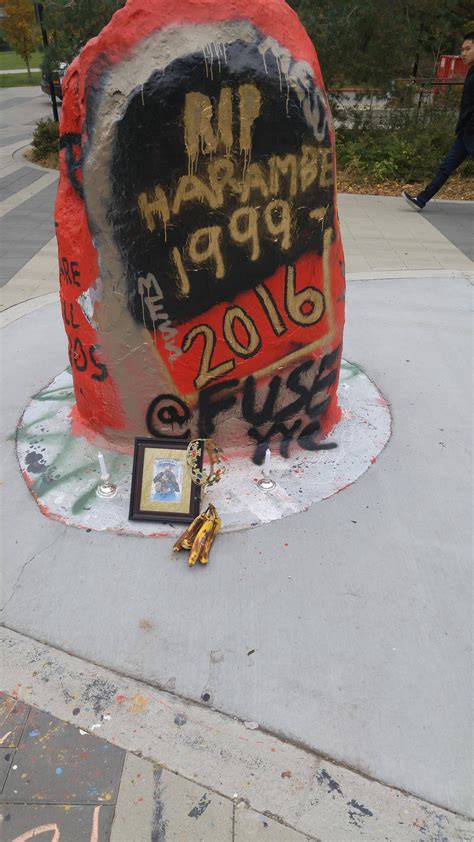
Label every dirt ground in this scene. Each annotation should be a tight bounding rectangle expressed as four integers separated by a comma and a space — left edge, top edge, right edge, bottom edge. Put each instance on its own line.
337, 172, 474, 200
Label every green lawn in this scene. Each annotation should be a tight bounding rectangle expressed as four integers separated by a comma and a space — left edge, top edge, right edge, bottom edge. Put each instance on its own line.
0, 50, 43, 71
0, 72, 42, 88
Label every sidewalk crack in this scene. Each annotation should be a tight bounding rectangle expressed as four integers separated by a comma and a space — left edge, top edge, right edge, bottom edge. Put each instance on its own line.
0, 528, 66, 613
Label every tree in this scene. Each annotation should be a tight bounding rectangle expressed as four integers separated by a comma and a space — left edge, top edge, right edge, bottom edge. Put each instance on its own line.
0, 0, 38, 82
41, 0, 126, 74
38, 0, 473, 87
288, 0, 472, 90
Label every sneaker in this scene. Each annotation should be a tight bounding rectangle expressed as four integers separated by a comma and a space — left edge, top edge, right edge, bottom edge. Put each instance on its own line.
402, 191, 424, 211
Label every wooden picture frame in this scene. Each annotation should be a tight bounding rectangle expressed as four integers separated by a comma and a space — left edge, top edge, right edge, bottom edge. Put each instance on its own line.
129, 438, 202, 523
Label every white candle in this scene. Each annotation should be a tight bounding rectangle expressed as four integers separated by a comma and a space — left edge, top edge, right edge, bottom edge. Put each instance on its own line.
97, 451, 109, 480
264, 448, 272, 475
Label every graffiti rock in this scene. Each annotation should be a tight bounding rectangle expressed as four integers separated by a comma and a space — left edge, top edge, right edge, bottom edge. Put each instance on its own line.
55, 0, 345, 460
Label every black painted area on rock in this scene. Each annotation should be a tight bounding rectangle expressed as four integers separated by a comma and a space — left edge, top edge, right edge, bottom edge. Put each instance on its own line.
110, 36, 333, 326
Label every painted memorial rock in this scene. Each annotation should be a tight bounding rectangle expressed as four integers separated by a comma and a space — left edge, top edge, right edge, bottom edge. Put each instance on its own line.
55, 0, 345, 463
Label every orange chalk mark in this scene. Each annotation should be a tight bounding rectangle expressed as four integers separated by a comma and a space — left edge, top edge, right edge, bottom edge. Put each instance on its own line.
90, 806, 100, 842
12, 825, 60, 842
127, 693, 150, 714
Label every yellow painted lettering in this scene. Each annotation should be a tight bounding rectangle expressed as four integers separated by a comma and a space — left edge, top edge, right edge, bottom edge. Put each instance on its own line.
182, 324, 235, 390
208, 158, 241, 206
172, 175, 218, 216
184, 92, 218, 161
309, 207, 328, 224
240, 162, 269, 204
319, 148, 334, 188
264, 199, 291, 251
223, 305, 261, 358
137, 186, 170, 235
285, 264, 325, 326
229, 207, 260, 261
269, 154, 298, 198
255, 283, 287, 337
239, 84, 261, 154
171, 247, 191, 297
218, 86, 233, 156
300, 145, 319, 192
184, 87, 235, 164
188, 226, 225, 279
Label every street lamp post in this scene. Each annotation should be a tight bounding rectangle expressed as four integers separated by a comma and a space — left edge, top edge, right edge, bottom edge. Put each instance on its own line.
33, 1, 59, 122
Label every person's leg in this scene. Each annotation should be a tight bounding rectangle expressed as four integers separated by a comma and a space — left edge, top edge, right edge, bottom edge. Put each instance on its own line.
416, 136, 468, 207
462, 132, 474, 156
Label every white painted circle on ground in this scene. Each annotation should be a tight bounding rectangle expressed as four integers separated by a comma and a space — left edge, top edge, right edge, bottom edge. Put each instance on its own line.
16, 361, 391, 535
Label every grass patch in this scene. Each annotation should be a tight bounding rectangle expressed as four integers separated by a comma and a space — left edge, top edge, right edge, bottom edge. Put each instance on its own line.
0, 50, 43, 71
0, 72, 42, 88
29, 119, 59, 167
334, 106, 474, 182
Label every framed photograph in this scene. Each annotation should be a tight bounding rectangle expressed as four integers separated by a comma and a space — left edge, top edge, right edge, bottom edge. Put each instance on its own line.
129, 438, 202, 523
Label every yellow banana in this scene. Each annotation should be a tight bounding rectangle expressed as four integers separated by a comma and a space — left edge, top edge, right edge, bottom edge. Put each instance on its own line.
174, 505, 221, 565
199, 516, 221, 565
188, 517, 214, 566
189, 505, 222, 566
173, 511, 208, 552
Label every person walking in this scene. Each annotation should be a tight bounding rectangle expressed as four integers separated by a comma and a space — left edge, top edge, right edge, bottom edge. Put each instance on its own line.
402, 32, 474, 211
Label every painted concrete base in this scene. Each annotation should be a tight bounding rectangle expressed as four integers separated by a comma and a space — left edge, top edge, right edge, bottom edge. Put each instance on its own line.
16, 363, 390, 535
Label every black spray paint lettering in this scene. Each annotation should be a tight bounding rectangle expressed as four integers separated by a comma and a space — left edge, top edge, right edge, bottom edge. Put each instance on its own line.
89, 345, 108, 382
62, 300, 80, 329
198, 378, 239, 438
249, 419, 302, 462
146, 346, 341, 460
146, 394, 191, 439
240, 349, 340, 460
59, 256, 81, 288
61, 299, 109, 383
59, 132, 84, 199
67, 335, 109, 381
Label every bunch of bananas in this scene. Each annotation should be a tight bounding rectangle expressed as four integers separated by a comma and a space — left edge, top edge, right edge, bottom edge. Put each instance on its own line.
173, 504, 221, 566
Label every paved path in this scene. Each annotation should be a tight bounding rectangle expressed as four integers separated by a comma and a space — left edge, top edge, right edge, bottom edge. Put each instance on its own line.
0, 88, 58, 303
0, 68, 41, 75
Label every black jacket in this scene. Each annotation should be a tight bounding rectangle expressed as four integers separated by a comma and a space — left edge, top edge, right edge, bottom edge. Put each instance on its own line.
455, 65, 474, 136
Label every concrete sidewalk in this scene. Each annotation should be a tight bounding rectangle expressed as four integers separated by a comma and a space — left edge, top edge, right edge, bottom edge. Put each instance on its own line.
2, 630, 473, 842
0, 69, 41, 75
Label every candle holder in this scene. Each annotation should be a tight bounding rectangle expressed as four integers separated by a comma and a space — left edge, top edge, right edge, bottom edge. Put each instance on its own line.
96, 474, 118, 499
257, 474, 276, 491
257, 447, 276, 490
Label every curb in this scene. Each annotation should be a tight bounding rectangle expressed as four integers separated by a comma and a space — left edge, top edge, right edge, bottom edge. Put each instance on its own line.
12, 143, 59, 174
2, 627, 472, 840
346, 268, 474, 282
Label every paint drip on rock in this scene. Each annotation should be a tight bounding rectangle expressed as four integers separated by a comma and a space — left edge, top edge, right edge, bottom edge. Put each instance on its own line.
55, 0, 345, 463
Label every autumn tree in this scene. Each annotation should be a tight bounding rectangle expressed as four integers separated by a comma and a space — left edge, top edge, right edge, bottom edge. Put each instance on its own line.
41, 0, 126, 73
0, 0, 39, 82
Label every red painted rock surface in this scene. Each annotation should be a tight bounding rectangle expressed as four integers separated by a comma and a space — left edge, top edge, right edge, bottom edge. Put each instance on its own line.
55, 0, 345, 463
